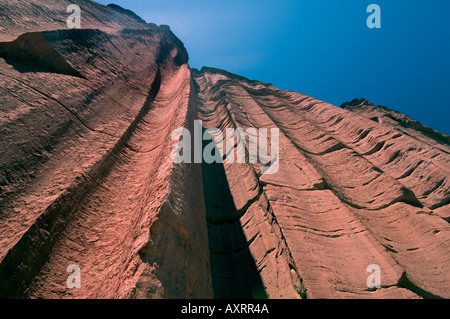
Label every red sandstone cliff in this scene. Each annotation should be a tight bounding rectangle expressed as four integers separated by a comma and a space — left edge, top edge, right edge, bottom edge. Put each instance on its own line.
0, 0, 448, 299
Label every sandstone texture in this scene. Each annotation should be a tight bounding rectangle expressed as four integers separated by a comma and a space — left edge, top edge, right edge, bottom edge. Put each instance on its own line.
0, 0, 449, 299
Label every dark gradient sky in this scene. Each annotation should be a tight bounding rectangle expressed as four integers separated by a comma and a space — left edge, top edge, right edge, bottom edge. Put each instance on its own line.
97, 0, 450, 134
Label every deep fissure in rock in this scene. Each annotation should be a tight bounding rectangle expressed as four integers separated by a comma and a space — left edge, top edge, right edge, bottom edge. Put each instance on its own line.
201, 140, 267, 299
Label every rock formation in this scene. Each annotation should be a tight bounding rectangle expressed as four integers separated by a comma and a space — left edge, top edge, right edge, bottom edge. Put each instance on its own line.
0, 0, 449, 299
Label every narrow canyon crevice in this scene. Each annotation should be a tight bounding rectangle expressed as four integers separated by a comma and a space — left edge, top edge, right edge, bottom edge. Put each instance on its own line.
202, 139, 268, 299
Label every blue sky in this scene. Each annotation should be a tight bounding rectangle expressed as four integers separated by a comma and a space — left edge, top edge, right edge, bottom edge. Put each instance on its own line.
96, 0, 449, 134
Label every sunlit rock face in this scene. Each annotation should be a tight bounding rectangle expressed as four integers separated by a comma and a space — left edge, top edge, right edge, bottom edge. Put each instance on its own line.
0, 0, 449, 299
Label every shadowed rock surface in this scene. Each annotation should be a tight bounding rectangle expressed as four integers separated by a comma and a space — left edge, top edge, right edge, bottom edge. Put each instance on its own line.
0, 0, 449, 299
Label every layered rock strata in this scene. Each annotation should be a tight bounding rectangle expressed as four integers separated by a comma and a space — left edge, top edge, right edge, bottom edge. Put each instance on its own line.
0, 0, 449, 299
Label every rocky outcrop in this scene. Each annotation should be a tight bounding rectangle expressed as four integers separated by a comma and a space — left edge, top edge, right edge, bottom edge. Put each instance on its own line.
0, 1, 209, 299
0, 0, 449, 299
0, 0, 150, 42
193, 67, 449, 299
